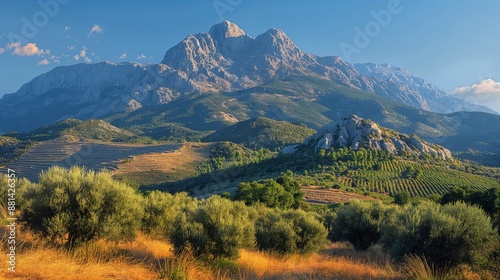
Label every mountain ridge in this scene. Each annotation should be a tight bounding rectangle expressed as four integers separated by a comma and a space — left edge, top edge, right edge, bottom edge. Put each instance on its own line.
0, 21, 494, 133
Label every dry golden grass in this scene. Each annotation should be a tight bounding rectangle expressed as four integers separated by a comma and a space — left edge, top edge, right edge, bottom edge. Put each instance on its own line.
237, 243, 399, 279
0, 228, 403, 280
116, 142, 213, 174
114, 142, 215, 185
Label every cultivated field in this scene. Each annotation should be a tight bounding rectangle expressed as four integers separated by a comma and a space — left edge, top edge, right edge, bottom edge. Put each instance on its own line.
114, 142, 216, 185
301, 186, 376, 204
2, 140, 182, 182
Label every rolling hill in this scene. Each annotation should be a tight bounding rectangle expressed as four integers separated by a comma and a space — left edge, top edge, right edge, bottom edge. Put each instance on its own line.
203, 117, 315, 150
6, 118, 135, 142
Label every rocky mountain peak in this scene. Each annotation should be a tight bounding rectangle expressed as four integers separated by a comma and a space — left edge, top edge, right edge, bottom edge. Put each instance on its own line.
208, 20, 247, 40
282, 115, 452, 160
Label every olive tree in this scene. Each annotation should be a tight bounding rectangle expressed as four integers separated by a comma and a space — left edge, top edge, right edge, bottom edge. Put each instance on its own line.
255, 206, 328, 254
330, 200, 391, 250
170, 196, 256, 259
142, 191, 197, 238
381, 201, 497, 272
20, 166, 144, 247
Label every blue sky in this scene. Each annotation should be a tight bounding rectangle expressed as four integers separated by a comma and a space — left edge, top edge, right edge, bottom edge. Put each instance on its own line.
1, 0, 499, 102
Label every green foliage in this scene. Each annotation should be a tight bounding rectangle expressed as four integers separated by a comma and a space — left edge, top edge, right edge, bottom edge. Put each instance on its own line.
330, 201, 390, 250
255, 207, 328, 254
169, 196, 256, 259
138, 123, 211, 142
142, 191, 198, 238
441, 186, 500, 234
198, 142, 273, 174
0, 174, 34, 221
236, 175, 303, 209
20, 166, 144, 246
9, 118, 136, 142
394, 192, 410, 205
381, 201, 497, 272
203, 117, 316, 151
0, 136, 33, 165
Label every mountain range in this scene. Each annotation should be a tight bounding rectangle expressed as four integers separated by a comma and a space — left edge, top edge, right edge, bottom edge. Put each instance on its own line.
0, 21, 498, 165
0, 21, 494, 133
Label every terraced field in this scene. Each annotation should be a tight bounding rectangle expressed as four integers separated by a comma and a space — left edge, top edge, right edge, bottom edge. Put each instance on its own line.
2, 140, 181, 182
334, 160, 500, 197
114, 142, 216, 185
301, 186, 376, 204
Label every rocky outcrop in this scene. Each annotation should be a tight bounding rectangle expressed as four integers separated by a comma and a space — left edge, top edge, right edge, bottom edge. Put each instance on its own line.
291, 115, 452, 160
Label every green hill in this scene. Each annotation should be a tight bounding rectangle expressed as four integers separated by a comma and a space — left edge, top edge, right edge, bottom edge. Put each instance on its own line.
203, 117, 316, 150
7, 119, 136, 142
0, 136, 33, 165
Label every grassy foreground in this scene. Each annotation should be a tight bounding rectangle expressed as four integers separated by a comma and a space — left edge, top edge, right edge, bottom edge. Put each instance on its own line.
1, 228, 400, 280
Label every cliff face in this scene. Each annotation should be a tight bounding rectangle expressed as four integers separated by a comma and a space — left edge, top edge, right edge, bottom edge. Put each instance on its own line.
288, 115, 452, 160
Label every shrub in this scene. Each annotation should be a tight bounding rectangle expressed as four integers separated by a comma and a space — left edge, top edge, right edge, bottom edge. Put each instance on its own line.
142, 191, 197, 238
282, 209, 328, 254
236, 176, 303, 209
255, 207, 327, 254
330, 200, 390, 250
381, 201, 497, 272
0, 174, 34, 219
394, 191, 410, 205
20, 166, 144, 247
170, 196, 256, 259
255, 208, 298, 254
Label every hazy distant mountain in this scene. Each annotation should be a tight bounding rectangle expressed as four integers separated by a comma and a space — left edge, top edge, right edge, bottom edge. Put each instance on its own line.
0, 21, 493, 133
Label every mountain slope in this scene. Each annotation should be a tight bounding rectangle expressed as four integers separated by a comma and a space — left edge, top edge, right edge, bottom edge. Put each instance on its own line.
0, 21, 492, 133
203, 117, 316, 150
7, 118, 135, 142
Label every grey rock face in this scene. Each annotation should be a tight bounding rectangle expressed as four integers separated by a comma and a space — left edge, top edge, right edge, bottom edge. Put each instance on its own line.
301, 115, 452, 159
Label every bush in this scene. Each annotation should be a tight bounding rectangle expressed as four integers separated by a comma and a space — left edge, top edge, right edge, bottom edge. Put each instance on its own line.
170, 196, 256, 259
20, 166, 144, 247
142, 191, 198, 238
255, 206, 327, 254
330, 200, 390, 250
282, 209, 328, 254
0, 174, 34, 220
236, 176, 303, 209
394, 191, 410, 205
381, 201, 497, 272
255, 208, 298, 254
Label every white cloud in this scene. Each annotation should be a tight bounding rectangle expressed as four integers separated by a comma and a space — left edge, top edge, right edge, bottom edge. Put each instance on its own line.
64, 26, 71, 32
0, 48, 5, 54
450, 79, 500, 113
84, 57, 92, 63
137, 54, 146, 59
38, 59, 50, 65
119, 53, 127, 59
4, 42, 48, 56
64, 45, 75, 50
88, 24, 103, 38
73, 47, 89, 61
